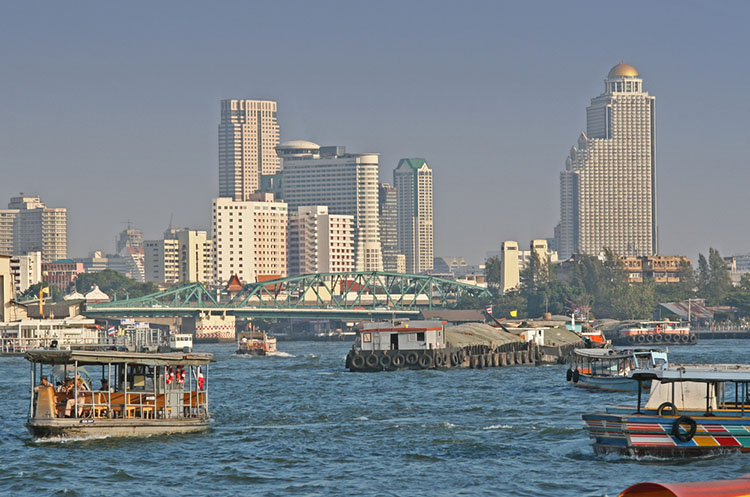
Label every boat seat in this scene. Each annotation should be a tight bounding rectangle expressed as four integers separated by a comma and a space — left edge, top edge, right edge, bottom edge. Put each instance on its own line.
35, 386, 56, 419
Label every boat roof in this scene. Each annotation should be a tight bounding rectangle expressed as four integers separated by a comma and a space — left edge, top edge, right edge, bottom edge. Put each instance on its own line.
573, 348, 665, 360
631, 365, 750, 383
25, 349, 213, 366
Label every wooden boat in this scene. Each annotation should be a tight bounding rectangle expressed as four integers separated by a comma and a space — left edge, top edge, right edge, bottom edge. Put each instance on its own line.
618, 475, 750, 497
236, 331, 277, 356
567, 348, 668, 392
583, 365, 750, 456
25, 349, 213, 440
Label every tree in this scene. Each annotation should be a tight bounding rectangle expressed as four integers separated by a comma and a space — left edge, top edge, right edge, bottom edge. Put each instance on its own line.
484, 256, 502, 293
697, 253, 710, 296
20, 283, 64, 302
75, 270, 158, 300
706, 248, 731, 304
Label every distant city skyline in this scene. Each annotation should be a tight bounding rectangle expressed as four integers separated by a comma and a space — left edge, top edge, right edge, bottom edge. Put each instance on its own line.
2, 1, 749, 264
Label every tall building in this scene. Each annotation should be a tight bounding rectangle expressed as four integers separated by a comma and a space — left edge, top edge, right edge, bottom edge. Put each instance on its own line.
175, 229, 212, 284
212, 194, 288, 285
9, 251, 42, 294
0, 196, 67, 263
288, 206, 354, 275
144, 239, 180, 284
394, 158, 434, 273
278, 142, 382, 271
559, 62, 657, 259
116, 227, 143, 253
218, 99, 281, 200
500, 241, 520, 294
378, 184, 402, 273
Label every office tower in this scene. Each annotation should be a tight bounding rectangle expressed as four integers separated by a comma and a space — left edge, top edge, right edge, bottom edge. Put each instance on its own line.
288, 206, 354, 275
394, 158, 434, 273
378, 184, 402, 272
218, 99, 281, 200
278, 142, 382, 271
212, 194, 288, 285
0, 196, 67, 263
116, 227, 143, 254
500, 241, 520, 293
559, 62, 657, 259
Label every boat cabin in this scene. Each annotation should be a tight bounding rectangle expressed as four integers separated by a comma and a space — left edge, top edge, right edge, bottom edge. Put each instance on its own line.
572, 348, 668, 377
357, 320, 446, 352
168, 333, 193, 352
25, 349, 213, 439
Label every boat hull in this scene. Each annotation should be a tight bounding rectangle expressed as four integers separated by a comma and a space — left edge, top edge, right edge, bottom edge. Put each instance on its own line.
26, 417, 213, 440
574, 375, 650, 393
237, 349, 267, 356
583, 412, 750, 457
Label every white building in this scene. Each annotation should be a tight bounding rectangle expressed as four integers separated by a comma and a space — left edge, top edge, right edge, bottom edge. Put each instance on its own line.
500, 241, 520, 293
518, 239, 559, 272
212, 194, 288, 285
10, 251, 42, 294
219, 99, 281, 200
0, 196, 67, 263
144, 238, 180, 284
394, 158, 434, 273
279, 142, 382, 272
559, 62, 657, 259
288, 206, 354, 275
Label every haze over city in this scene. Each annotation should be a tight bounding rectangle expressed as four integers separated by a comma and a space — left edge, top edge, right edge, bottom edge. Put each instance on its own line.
2, 1, 748, 263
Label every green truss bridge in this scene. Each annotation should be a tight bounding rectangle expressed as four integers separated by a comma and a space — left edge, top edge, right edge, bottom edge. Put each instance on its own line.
85, 271, 491, 320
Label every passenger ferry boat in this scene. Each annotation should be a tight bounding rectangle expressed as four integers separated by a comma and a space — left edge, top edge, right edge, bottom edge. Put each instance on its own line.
236, 331, 277, 356
168, 333, 193, 352
583, 365, 750, 456
611, 320, 695, 346
25, 349, 213, 439
567, 348, 668, 392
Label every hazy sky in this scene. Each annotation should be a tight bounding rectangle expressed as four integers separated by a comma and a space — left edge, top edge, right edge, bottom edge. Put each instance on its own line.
2, 1, 748, 265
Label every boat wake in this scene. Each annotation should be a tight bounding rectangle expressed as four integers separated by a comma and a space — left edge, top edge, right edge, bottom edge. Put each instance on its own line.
483, 424, 513, 430
33, 433, 113, 444
269, 351, 296, 358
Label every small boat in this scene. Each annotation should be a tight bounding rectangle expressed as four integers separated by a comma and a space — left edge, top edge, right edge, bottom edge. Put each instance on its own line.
583, 365, 750, 456
168, 333, 193, 352
25, 349, 213, 440
618, 475, 750, 497
567, 347, 668, 392
237, 331, 277, 356
611, 320, 696, 346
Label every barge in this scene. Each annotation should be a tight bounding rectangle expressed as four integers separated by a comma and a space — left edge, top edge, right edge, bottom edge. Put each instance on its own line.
607, 320, 696, 346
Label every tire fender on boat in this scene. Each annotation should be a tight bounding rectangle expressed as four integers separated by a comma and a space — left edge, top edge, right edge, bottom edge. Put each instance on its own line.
366, 353, 379, 369
380, 354, 392, 369
572, 370, 580, 383
672, 415, 697, 442
419, 354, 433, 369
657, 401, 678, 417
405, 351, 419, 366
352, 355, 365, 369
451, 352, 459, 366
392, 353, 405, 368
566, 369, 573, 381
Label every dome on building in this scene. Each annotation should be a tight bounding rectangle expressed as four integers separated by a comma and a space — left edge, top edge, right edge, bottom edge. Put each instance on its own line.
608, 61, 639, 78
277, 140, 320, 150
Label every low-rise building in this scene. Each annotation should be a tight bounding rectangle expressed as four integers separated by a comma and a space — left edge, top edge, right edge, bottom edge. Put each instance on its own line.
42, 259, 85, 290
622, 255, 690, 283
10, 251, 42, 294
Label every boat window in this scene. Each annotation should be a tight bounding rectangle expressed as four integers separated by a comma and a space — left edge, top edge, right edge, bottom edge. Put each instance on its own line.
416, 332, 425, 341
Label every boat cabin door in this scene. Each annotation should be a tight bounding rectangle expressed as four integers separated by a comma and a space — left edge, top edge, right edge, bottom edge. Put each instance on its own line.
390, 333, 399, 351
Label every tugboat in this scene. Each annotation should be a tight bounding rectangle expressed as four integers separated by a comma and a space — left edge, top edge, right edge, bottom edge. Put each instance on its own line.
237, 331, 277, 356
25, 349, 213, 440
610, 320, 696, 346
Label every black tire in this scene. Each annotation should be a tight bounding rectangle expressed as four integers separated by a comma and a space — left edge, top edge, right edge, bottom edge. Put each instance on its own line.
627, 335, 637, 344
392, 353, 405, 368
419, 354, 433, 369
405, 351, 419, 366
657, 401, 678, 417
380, 354, 392, 369
653, 333, 663, 343
566, 369, 573, 381
572, 370, 580, 383
435, 353, 445, 368
689, 334, 698, 344
366, 354, 379, 368
680, 334, 690, 344
458, 350, 467, 363
672, 416, 697, 442
635, 334, 646, 344
451, 352, 459, 366
645, 334, 655, 343
352, 355, 365, 369
469, 355, 477, 368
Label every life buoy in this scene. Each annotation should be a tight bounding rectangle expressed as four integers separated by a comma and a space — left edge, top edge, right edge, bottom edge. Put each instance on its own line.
572, 370, 580, 383
366, 354, 379, 368
352, 355, 365, 369
657, 401, 678, 416
176, 366, 186, 384
166, 366, 175, 385
419, 354, 433, 369
406, 351, 419, 366
566, 369, 573, 381
392, 353, 405, 368
672, 415, 697, 442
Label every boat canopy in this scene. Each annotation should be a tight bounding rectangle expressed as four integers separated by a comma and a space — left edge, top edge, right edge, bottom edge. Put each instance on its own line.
619, 475, 750, 497
573, 348, 663, 360
25, 349, 213, 367
632, 365, 750, 383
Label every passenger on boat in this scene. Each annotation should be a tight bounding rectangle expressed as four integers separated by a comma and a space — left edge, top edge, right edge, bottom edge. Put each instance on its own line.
100, 379, 113, 393
64, 377, 88, 417
33, 376, 52, 392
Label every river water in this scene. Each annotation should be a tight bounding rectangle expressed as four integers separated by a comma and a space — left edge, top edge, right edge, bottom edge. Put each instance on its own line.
1, 340, 749, 496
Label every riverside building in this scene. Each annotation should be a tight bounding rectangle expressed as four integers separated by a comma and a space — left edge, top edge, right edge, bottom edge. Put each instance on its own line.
287, 206, 354, 275
0, 196, 67, 263
558, 62, 657, 259
144, 229, 212, 285
278, 141, 383, 272
394, 159, 434, 273
378, 184, 402, 273
212, 194, 288, 285
218, 99, 281, 200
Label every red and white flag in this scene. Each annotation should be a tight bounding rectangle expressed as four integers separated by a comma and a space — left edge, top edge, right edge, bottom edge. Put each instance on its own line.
485, 305, 493, 315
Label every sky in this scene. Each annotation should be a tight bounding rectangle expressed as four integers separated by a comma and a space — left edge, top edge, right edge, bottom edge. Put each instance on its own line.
1, 1, 749, 265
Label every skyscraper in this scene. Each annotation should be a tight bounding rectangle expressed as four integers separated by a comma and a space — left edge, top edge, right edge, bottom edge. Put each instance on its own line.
558, 62, 657, 259
0, 196, 67, 263
279, 142, 383, 272
394, 158, 434, 273
378, 183, 402, 272
218, 99, 281, 200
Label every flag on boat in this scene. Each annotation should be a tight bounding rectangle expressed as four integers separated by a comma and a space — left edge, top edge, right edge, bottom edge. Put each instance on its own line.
197, 366, 205, 390
485, 305, 493, 315
510, 309, 518, 317
107, 326, 117, 336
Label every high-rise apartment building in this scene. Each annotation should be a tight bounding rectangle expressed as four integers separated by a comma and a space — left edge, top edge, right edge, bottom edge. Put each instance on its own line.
144, 239, 180, 284
145, 229, 213, 285
278, 142, 382, 272
378, 184, 402, 273
288, 206, 354, 275
0, 196, 67, 263
212, 194, 288, 285
394, 158, 434, 273
559, 62, 657, 259
218, 99, 281, 200
116, 227, 143, 254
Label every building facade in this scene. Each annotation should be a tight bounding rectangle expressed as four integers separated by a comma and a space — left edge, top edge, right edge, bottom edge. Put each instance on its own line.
212, 194, 288, 285
9, 251, 42, 294
394, 158, 434, 273
219, 99, 281, 200
378, 183, 402, 273
279, 142, 382, 271
288, 206, 354, 275
559, 62, 657, 259
116, 227, 143, 254
500, 241, 520, 294
144, 238, 180, 284
42, 259, 84, 290
0, 196, 67, 263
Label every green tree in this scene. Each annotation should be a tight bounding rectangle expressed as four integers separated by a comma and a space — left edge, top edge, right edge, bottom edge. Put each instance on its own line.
75, 270, 158, 300
484, 256, 502, 293
20, 283, 64, 302
706, 247, 731, 304
697, 253, 710, 296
